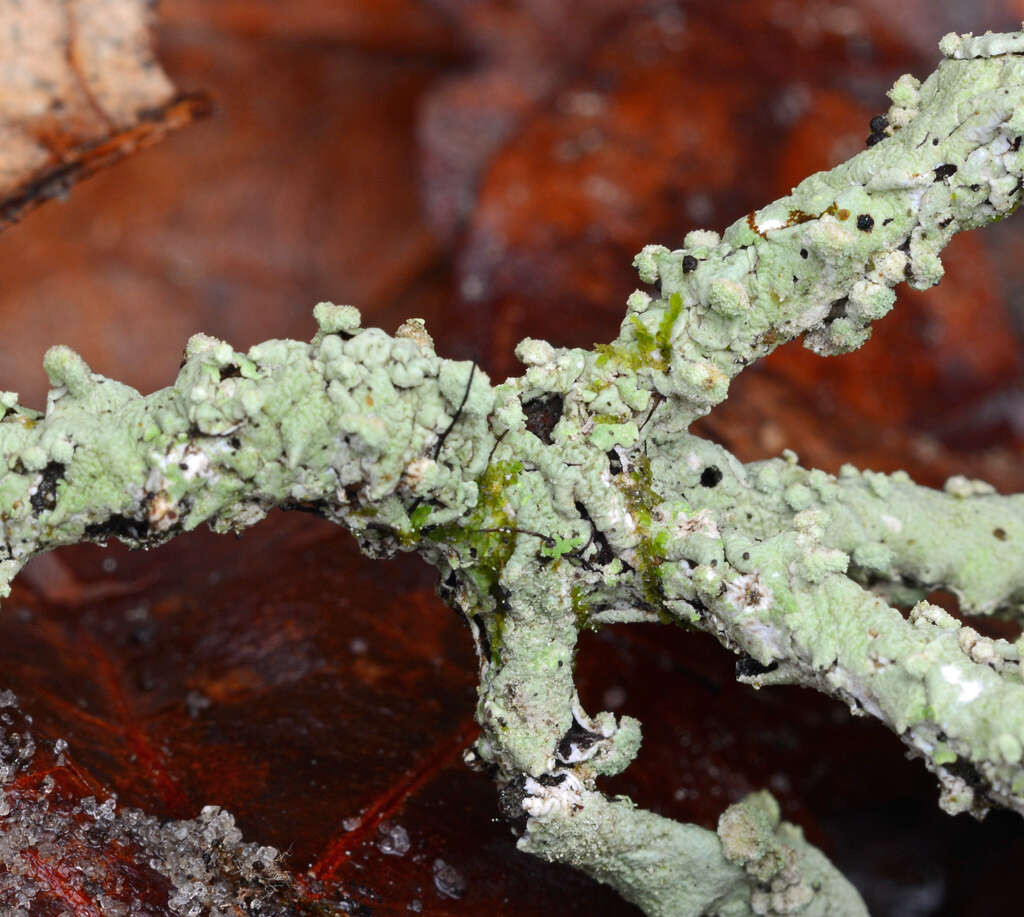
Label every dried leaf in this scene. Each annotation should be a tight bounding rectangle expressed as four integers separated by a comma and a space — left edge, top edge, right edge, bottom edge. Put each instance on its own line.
0, 0, 208, 230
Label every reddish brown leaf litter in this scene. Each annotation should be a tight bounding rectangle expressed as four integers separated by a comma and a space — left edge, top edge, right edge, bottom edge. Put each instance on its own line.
0, 517, 643, 914
308, 717, 479, 884
0, 0, 208, 231
0, 690, 300, 916
0, 1, 1023, 914
160, 0, 458, 52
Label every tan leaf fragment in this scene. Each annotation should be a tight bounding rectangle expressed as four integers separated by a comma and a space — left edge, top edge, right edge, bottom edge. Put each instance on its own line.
0, 0, 208, 229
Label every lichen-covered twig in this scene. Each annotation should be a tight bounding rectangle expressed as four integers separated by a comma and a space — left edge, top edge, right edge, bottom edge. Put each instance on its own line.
4, 27, 1024, 917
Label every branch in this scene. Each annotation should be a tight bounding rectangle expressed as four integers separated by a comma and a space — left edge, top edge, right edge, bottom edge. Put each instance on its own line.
615, 29, 1024, 425
5, 26, 1024, 917
0, 307, 493, 593
519, 789, 866, 917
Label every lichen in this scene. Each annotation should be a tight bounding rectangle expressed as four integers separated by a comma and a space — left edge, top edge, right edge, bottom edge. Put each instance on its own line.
4, 25, 1024, 917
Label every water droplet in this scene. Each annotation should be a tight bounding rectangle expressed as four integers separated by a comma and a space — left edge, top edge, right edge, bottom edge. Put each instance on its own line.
377, 821, 410, 856
602, 685, 627, 709
185, 691, 211, 719
432, 858, 467, 899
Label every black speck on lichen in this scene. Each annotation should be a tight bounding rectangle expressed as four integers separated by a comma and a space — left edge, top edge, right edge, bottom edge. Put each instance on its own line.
700, 466, 723, 488
522, 393, 563, 445
29, 462, 65, 515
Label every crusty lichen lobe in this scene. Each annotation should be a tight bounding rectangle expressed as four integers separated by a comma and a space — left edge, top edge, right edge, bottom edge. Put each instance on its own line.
0, 302, 494, 594
615, 29, 1024, 430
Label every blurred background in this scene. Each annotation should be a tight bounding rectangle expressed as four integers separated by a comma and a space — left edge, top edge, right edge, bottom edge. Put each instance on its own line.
1, 1, 1023, 914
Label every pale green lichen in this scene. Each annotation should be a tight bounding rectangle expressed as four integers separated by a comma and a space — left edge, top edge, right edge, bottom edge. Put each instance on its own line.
518, 786, 866, 916
4, 27, 1024, 917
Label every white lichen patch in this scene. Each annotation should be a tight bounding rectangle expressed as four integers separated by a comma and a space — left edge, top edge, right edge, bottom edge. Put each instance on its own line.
522, 772, 585, 819
880, 514, 902, 534
940, 29, 1024, 59
940, 663, 983, 703
943, 474, 996, 498
724, 573, 773, 615
147, 491, 180, 532
401, 456, 437, 491
147, 442, 217, 492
